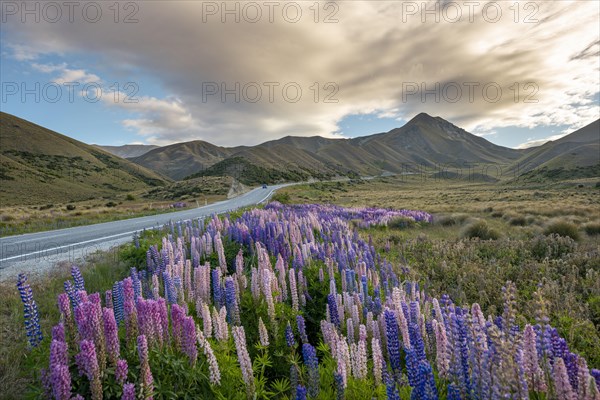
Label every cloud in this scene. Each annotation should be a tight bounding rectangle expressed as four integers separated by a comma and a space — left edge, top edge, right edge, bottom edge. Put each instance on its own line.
2, 1, 599, 146
32, 62, 100, 84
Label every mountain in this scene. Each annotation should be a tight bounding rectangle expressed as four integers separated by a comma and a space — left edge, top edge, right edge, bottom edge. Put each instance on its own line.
95, 144, 159, 159
511, 119, 600, 181
0, 112, 169, 206
134, 113, 530, 183
515, 119, 599, 171
131, 141, 242, 180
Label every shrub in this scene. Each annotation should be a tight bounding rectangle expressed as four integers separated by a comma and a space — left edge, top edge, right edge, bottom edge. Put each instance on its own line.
435, 213, 468, 226
508, 215, 527, 226
491, 211, 504, 218
388, 216, 417, 229
105, 201, 118, 208
543, 220, 580, 241
39, 204, 53, 210
461, 219, 500, 240
126, 194, 136, 201
66, 204, 76, 211
271, 192, 291, 204
530, 233, 577, 260
584, 222, 600, 236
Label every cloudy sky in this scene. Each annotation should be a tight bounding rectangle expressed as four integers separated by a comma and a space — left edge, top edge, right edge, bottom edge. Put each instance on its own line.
1, 1, 598, 148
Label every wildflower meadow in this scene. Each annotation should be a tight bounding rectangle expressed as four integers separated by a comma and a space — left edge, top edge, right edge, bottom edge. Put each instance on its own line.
17, 203, 600, 399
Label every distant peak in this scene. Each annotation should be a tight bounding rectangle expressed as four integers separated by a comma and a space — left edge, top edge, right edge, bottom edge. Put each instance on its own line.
409, 112, 436, 123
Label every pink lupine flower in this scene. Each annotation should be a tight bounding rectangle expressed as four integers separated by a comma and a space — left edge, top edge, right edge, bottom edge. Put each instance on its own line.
201, 302, 212, 338
137, 335, 154, 400
258, 317, 269, 347
232, 326, 255, 397
523, 324, 546, 392
433, 319, 449, 378
553, 357, 576, 400
197, 329, 221, 386
289, 269, 299, 312
372, 338, 383, 386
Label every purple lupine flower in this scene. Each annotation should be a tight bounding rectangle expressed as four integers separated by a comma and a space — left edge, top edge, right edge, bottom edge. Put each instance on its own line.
447, 383, 461, 400
302, 343, 319, 397
182, 316, 198, 365
50, 364, 71, 400
285, 323, 296, 347
384, 308, 402, 372
137, 335, 154, 399
296, 315, 309, 344
122, 383, 136, 400
171, 304, 185, 351
52, 322, 65, 342
16, 273, 43, 347
103, 308, 120, 365
76, 340, 102, 400
115, 359, 128, 385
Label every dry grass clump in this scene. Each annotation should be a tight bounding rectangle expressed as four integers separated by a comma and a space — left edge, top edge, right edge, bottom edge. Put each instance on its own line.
461, 219, 500, 240
435, 213, 469, 227
543, 219, 581, 241
583, 222, 600, 236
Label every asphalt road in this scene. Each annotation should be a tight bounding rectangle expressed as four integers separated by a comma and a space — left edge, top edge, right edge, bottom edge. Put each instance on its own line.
0, 184, 287, 273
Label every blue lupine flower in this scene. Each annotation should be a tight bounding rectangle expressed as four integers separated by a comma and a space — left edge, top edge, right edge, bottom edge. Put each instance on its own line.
334, 372, 345, 400
296, 315, 308, 344
447, 383, 462, 400
285, 323, 296, 347
211, 268, 222, 308
163, 272, 178, 304
64, 280, 78, 308
328, 294, 340, 328
131, 267, 141, 300
225, 277, 239, 325
384, 309, 402, 372
386, 379, 400, 400
302, 343, 319, 397
16, 273, 43, 347
410, 361, 438, 400
295, 385, 307, 400
71, 265, 85, 292
112, 282, 124, 324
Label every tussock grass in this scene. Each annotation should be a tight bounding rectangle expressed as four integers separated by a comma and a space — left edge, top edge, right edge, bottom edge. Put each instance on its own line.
543, 219, 581, 241
461, 219, 501, 240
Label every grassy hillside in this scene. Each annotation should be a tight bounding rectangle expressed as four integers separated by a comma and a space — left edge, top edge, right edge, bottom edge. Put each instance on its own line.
0, 112, 169, 206
133, 113, 532, 181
